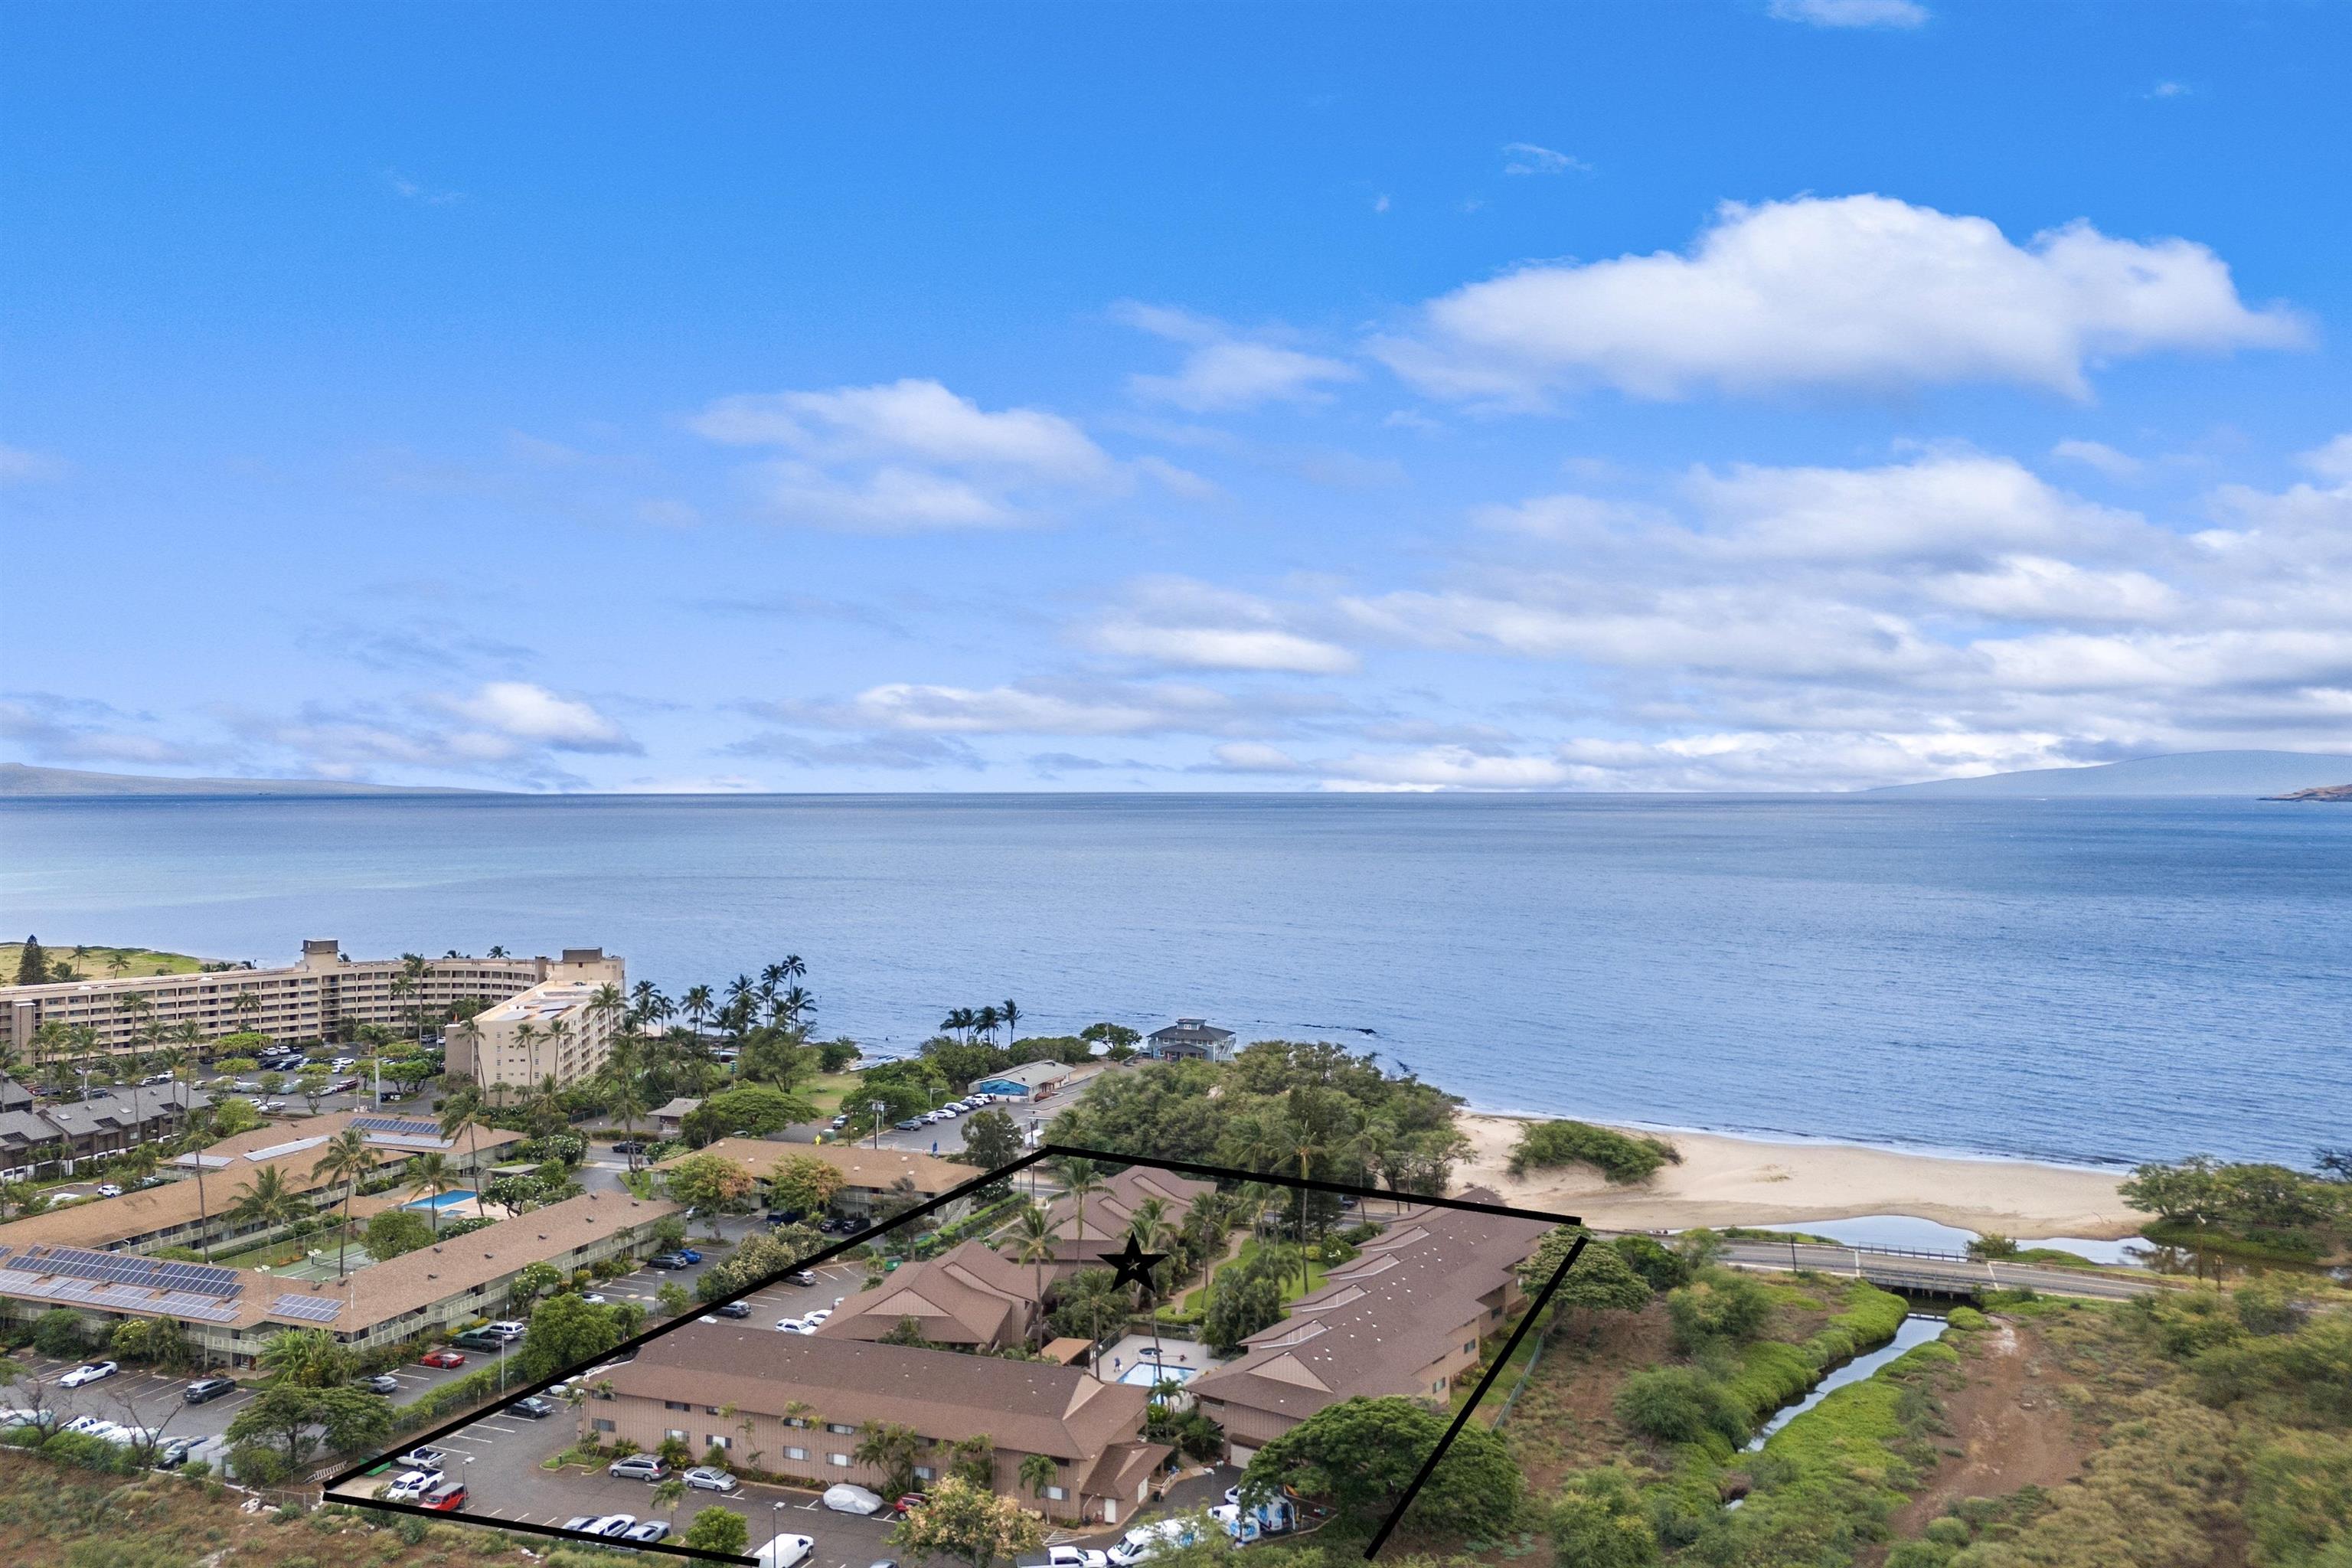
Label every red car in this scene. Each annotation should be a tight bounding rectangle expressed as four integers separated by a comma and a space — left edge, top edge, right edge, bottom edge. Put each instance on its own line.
419, 1348, 466, 1369
893, 1493, 928, 1516
423, 1484, 468, 1512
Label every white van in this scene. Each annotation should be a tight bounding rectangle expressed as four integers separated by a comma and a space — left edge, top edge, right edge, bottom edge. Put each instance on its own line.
1108, 1518, 1216, 1566
756, 1533, 815, 1568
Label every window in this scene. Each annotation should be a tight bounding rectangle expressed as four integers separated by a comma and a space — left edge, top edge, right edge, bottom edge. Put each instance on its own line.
913, 1466, 935, 1481
1046, 1485, 1066, 1501
828, 1452, 852, 1468
826, 1422, 855, 1434
1463, 1341, 1475, 1354
666, 1429, 688, 1442
592, 1419, 616, 1433
786, 1446, 808, 1461
664, 1400, 691, 1411
708, 1434, 730, 1449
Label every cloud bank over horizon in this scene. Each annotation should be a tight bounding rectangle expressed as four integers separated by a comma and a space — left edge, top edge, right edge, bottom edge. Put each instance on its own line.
8, 5, 2348, 794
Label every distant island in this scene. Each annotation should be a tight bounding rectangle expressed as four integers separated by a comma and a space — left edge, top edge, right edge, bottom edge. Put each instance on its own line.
1871, 750, 2352, 799
0, 763, 489, 798
2265, 782, 2352, 802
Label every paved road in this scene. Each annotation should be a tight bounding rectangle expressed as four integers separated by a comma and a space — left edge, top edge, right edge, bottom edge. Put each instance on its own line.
1707, 1239, 2161, 1301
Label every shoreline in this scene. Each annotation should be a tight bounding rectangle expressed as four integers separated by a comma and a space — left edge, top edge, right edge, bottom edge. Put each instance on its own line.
1452, 1111, 2148, 1241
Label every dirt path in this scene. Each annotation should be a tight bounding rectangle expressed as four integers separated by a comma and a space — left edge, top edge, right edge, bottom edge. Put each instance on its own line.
1883, 1318, 2091, 1544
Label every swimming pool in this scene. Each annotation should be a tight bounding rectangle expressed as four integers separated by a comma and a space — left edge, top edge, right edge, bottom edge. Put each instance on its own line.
1117, 1359, 1198, 1387
404, 1190, 477, 1211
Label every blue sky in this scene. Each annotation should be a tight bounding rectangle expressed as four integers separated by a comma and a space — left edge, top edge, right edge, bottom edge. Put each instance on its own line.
5, 1, 2348, 792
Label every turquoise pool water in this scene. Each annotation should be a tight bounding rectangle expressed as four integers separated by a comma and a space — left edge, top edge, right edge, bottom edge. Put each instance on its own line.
404, 1190, 478, 1210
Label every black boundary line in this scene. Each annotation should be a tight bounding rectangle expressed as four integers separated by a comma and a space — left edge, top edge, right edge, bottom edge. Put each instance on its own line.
1360, 1231, 1588, 1560
325, 1140, 1584, 1564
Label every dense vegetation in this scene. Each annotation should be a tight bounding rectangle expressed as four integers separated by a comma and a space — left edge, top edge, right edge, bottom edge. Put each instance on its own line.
1046, 1039, 1470, 1196
1509, 1119, 1684, 1184
2119, 1150, 2350, 1263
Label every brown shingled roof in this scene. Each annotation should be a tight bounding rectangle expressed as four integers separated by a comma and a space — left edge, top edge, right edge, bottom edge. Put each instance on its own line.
609, 1329, 1151, 1462
815, 1240, 1041, 1347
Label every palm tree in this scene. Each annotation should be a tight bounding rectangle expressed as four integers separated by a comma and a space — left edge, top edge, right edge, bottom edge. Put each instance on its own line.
1018, 1450, 1058, 1502
440, 1086, 486, 1181
400, 953, 432, 1047
405, 1152, 456, 1233
682, 985, 714, 1043
1012, 1204, 1058, 1328
590, 982, 626, 1044
1129, 1197, 1176, 1370
231, 989, 262, 1040
975, 1004, 1001, 1045
228, 1165, 308, 1238
1000, 998, 1021, 1045
511, 1020, 541, 1105
310, 1127, 374, 1281
610, 1079, 648, 1171
779, 985, 815, 1032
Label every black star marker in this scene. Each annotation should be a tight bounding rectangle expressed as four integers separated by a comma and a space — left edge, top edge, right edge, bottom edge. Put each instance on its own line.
1098, 1233, 1168, 1292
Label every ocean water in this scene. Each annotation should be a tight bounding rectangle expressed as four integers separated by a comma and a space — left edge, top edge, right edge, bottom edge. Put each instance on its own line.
2, 792, 2345, 1168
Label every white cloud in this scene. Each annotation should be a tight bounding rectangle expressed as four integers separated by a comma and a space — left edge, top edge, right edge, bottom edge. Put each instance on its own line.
385, 169, 465, 205
1091, 624, 1357, 675
1501, 142, 1588, 176
436, 681, 638, 753
1118, 304, 1358, 413
1685, 452, 2134, 564
1769, 0, 1928, 28
2050, 438, 2143, 478
782, 681, 1233, 737
1376, 194, 2306, 403
1081, 578, 1360, 675
692, 379, 1109, 480
2299, 433, 2352, 481
691, 378, 1116, 530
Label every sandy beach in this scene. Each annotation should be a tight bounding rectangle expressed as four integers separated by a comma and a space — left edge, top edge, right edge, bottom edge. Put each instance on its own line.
1454, 1112, 2148, 1240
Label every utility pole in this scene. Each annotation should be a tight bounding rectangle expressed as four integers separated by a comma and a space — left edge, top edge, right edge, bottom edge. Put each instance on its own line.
870, 1101, 887, 1151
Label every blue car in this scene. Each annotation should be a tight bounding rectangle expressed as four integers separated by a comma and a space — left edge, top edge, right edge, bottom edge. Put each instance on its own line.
676, 1248, 702, 1265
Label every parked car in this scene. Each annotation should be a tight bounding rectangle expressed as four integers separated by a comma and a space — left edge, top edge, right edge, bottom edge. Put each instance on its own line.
756, 1534, 815, 1568
395, 1446, 447, 1469
588, 1514, 639, 1537
486, 1320, 528, 1340
675, 1247, 703, 1264
714, 1301, 753, 1318
804, 1308, 833, 1325
610, 1139, 648, 1156
824, 1484, 885, 1516
645, 1252, 691, 1270
506, 1395, 554, 1419
182, 1376, 236, 1404
623, 1521, 673, 1543
58, 1361, 117, 1389
684, 1465, 737, 1492
561, 1516, 598, 1532
96, 1184, 123, 1198
0, 1407, 55, 1429
362, 1374, 401, 1394
893, 1118, 924, 1131
892, 1492, 929, 1516
775, 1316, 809, 1333
608, 1455, 669, 1481
451, 1329, 508, 1353
383, 1468, 443, 1502
155, 1436, 200, 1468
419, 1348, 466, 1369
423, 1483, 469, 1513
1018, 1548, 1109, 1568
790, 1269, 818, 1286
1108, 1520, 1214, 1566
829, 1114, 849, 1129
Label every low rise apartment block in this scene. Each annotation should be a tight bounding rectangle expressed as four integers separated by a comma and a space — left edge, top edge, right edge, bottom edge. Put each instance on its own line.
0, 1076, 213, 1179
0, 938, 622, 1060
586, 1330, 1170, 1525
1188, 1190, 1550, 1462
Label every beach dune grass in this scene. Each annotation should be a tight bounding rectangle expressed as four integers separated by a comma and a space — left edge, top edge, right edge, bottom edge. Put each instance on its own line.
1509, 1119, 1683, 1184
2, 941, 213, 981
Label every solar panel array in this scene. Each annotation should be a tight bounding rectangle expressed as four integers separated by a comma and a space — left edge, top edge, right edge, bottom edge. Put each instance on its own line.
269, 1293, 344, 1324
352, 1116, 445, 1139
0, 1273, 240, 1323
7, 1246, 243, 1300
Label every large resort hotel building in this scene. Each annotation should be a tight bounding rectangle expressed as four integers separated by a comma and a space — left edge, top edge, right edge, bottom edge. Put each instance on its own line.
0, 937, 623, 1089
0, 1107, 681, 1364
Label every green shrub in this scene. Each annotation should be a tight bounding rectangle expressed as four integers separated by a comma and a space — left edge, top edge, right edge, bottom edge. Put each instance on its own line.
1615, 1367, 1749, 1448
1610, 1234, 1692, 1292
1508, 1121, 1681, 1184
1665, 1271, 1775, 1351
32, 1307, 87, 1357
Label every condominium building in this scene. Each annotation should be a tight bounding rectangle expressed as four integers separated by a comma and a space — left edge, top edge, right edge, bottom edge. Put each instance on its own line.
443, 972, 626, 1092
0, 939, 624, 1058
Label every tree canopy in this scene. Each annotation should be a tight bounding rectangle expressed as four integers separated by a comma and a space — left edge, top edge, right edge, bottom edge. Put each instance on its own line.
1242, 1395, 1521, 1541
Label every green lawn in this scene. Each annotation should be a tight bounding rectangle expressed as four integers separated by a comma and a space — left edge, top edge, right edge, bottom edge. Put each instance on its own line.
3, 942, 217, 982
1178, 1234, 1333, 1314
800, 1072, 863, 1117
